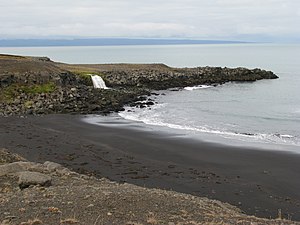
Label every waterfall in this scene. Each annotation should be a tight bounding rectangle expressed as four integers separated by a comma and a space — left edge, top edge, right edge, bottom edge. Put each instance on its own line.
90, 75, 109, 89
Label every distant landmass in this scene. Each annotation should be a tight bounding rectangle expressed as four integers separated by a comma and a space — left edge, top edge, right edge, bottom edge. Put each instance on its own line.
0, 38, 246, 47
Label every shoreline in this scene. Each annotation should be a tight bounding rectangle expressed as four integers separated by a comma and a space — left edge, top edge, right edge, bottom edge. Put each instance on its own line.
1, 114, 300, 220
86, 113, 300, 154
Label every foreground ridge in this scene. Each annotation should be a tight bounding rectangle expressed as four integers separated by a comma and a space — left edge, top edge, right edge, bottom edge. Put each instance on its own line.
0, 148, 296, 225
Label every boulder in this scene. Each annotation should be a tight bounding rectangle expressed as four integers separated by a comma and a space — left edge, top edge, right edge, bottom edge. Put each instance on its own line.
0, 162, 38, 176
145, 101, 154, 106
18, 171, 52, 189
44, 161, 63, 172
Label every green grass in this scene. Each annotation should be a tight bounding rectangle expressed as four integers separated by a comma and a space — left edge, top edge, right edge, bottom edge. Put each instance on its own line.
75, 72, 93, 86
20, 83, 56, 94
0, 83, 56, 102
73, 71, 106, 86
75, 71, 106, 78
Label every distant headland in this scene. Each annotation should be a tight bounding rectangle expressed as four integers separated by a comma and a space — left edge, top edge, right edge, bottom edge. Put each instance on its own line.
0, 38, 247, 47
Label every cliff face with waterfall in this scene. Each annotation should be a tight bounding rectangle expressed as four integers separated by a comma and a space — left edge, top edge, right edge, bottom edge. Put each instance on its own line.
90, 75, 109, 89
0, 54, 278, 116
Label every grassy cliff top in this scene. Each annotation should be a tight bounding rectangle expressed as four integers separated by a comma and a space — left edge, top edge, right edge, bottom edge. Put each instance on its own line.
0, 54, 65, 74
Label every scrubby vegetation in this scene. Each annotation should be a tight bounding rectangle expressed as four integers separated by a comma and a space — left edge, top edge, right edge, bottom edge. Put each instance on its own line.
0, 83, 56, 102
20, 83, 56, 94
73, 71, 94, 86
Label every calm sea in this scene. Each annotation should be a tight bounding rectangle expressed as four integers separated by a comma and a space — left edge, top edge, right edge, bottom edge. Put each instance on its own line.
1, 44, 300, 152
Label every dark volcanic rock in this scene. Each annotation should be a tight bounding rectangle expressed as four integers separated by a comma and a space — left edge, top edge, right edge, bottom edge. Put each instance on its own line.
0, 85, 149, 116
102, 66, 278, 90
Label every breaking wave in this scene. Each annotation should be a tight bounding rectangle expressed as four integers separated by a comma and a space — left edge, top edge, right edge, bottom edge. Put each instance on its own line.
184, 85, 213, 91
118, 104, 300, 147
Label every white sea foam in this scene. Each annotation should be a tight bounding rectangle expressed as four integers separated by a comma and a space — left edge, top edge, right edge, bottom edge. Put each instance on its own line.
277, 134, 294, 138
118, 105, 299, 147
184, 85, 213, 91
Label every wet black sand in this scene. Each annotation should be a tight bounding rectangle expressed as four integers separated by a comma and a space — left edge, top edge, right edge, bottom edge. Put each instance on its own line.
0, 114, 299, 220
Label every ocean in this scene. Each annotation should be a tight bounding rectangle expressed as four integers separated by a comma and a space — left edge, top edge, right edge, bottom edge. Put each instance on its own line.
1, 44, 300, 152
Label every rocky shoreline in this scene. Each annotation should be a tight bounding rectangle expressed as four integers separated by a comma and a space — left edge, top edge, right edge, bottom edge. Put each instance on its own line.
102, 66, 278, 90
0, 54, 278, 116
0, 85, 149, 116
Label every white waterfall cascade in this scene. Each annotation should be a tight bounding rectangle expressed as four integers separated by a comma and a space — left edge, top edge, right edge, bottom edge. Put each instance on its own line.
90, 75, 110, 89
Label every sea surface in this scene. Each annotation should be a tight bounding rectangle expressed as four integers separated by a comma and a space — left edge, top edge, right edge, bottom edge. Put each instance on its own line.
1, 44, 300, 152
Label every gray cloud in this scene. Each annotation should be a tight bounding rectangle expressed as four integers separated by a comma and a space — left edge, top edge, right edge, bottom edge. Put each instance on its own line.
0, 0, 299, 41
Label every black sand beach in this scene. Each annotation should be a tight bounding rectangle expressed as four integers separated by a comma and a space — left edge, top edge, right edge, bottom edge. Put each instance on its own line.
0, 114, 300, 220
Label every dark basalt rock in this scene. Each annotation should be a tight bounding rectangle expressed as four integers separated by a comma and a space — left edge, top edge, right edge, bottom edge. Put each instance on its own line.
102, 66, 278, 90
0, 71, 78, 88
145, 101, 154, 106
0, 85, 149, 116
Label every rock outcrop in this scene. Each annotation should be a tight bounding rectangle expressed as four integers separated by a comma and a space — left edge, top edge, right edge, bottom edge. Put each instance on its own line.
18, 171, 52, 189
0, 85, 147, 116
102, 66, 278, 90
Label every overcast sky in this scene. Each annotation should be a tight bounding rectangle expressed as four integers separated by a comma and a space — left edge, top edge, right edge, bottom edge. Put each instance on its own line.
1, 0, 300, 42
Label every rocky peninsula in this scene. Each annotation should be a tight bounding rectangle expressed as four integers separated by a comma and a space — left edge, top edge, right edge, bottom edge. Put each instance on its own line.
0, 54, 277, 116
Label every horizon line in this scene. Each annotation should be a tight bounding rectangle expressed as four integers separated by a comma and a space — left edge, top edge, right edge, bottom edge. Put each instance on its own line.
0, 37, 254, 47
